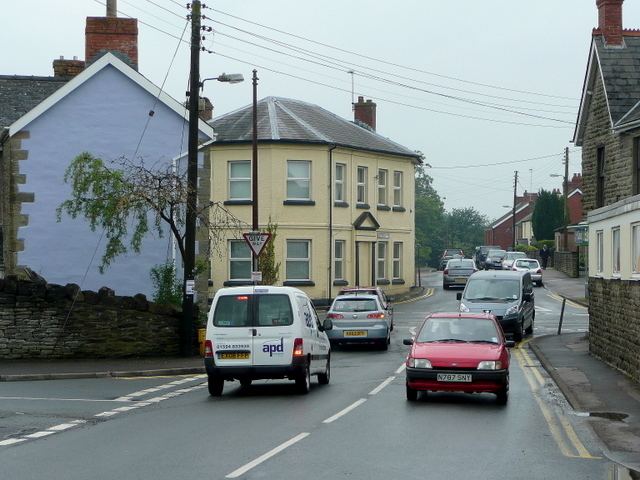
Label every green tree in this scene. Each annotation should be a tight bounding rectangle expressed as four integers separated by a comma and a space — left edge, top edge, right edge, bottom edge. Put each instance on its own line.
444, 207, 488, 256
57, 152, 244, 273
532, 189, 565, 241
150, 262, 182, 306
257, 217, 280, 285
414, 165, 445, 268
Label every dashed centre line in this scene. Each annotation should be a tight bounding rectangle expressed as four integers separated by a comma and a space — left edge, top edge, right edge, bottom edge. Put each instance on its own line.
322, 398, 367, 424
369, 376, 395, 395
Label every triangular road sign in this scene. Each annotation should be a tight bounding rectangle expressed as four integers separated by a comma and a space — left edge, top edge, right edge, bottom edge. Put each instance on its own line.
243, 231, 271, 257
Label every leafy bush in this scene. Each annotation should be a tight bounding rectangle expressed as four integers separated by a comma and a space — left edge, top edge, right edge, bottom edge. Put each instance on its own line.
150, 262, 182, 307
515, 244, 538, 252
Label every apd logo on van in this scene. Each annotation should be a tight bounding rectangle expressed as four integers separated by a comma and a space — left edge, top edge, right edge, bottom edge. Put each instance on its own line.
262, 338, 284, 357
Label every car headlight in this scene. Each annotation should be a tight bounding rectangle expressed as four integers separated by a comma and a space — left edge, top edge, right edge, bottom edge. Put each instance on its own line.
477, 360, 502, 370
459, 302, 470, 313
408, 358, 432, 369
505, 304, 518, 316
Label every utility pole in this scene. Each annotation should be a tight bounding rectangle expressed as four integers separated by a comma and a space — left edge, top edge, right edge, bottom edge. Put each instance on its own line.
182, 0, 201, 356
252, 69, 259, 279
563, 147, 570, 251
512, 171, 518, 251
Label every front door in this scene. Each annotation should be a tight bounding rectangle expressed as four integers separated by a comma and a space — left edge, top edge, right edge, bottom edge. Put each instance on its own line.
357, 242, 371, 287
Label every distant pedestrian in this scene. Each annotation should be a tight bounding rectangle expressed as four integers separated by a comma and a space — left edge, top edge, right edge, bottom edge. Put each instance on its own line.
540, 245, 550, 269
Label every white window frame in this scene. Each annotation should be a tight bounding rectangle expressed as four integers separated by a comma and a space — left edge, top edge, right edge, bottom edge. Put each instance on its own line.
229, 240, 252, 280
334, 240, 345, 281
357, 166, 368, 204
393, 171, 403, 207
596, 230, 604, 274
377, 169, 388, 206
335, 163, 346, 202
632, 223, 640, 275
286, 160, 311, 200
393, 242, 403, 279
377, 241, 387, 280
612, 227, 621, 275
228, 160, 251, 200
286, 239, 311, 281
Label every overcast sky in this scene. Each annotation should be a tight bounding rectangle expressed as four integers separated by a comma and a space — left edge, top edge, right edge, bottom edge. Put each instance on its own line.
5, 0, 639, 221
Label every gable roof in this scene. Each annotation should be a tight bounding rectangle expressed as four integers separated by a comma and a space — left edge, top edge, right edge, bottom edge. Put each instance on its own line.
0, 76, 69, 128
574, 35, 640, 144
353, 211, 380, 231
489, 202, 531, 229
210, 96, 421, 161
5, 53, 214, 139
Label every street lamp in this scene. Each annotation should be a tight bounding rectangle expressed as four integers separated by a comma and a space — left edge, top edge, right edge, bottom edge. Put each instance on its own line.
200, 73, 244, 88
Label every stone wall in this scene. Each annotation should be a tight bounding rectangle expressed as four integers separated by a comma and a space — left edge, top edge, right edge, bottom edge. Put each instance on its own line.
588, 277, 640, 383
554, 251, 579, 278
0, 276, 183, 359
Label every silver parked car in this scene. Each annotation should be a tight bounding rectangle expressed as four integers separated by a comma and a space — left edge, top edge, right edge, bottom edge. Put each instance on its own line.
326, 294, 392, 350
502, 251, 527, 270
511, 258, 543, 286
443, 258, 478, 289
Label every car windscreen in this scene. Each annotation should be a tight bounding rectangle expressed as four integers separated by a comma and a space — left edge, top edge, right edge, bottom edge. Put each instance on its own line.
487, 250, 507, 258
515, 260, 539, 269
417, 317, 500, 343
463, 278, 521, 301
212, 294, 293, 327
332, 298, 378, 312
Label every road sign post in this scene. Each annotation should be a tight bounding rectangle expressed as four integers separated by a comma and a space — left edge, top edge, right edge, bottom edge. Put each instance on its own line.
243, 232, 271, 285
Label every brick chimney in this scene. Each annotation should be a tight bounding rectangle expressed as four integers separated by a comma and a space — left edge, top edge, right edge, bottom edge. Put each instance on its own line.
199, 97, 214, 121
85, 0, 138, 70
596, 0, 624, 46
353, 96, 377, 131
53, 56, 86, 78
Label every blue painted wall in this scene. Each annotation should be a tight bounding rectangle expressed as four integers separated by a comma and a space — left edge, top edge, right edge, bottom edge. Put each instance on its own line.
16, 65, 210, 297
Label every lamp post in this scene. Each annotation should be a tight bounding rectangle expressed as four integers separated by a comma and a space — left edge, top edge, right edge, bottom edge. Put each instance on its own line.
550, 149, 570, 251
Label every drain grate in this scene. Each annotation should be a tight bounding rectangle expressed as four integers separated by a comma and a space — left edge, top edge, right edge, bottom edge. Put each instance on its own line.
589, 411, 628, 421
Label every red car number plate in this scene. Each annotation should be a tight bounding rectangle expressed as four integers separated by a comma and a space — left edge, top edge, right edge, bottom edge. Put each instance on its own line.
437, 373, 472, 382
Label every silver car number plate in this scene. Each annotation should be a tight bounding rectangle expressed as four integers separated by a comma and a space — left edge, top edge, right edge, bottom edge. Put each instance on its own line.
437, 373, 472, 382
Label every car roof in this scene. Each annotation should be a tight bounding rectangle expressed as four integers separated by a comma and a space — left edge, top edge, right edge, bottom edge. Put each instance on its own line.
334, 294, 379, 300
216, 286, 305, 296
426, 312, 495, 320
469, 270, 526, 279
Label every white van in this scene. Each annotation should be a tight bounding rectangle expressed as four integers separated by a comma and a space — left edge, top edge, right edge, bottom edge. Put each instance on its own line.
204, 286, 332, 396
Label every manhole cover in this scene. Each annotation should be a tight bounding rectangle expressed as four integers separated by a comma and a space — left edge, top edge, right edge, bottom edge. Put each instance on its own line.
589, 411, 628, 421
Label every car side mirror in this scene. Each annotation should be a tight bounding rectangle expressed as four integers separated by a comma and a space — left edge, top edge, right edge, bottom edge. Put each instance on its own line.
505, 340, 516, 348
403, 338, 414, 345
322, 319, 333, 331
456, 292, 462, 301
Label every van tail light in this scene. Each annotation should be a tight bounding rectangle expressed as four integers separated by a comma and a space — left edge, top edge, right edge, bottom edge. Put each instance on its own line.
443, 269, 448, 275
326, 313, 344, 319
536, 269, 542, 274
367, 313, 386, 319
204, 340, 214, 358
293, 338, 304, 357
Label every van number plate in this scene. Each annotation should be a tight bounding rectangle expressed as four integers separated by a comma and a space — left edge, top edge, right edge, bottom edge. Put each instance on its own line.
437, 373, 472, 382
218, 352, 250, 360
344, 330, 367, 337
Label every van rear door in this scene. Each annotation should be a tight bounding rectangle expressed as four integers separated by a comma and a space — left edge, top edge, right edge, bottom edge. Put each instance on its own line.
210, 294, 253, 367
252, 293, 296, 367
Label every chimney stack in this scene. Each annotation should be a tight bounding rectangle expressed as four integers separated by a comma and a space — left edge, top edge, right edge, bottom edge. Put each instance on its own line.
199, 97, 214, 121
53, 56, 86, 78
596, 0, 624, 46
85, 0, 138, 70
353, 96, 377, 131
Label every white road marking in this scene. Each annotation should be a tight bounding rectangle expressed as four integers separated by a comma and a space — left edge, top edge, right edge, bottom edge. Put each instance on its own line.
0, 438, 27, 446
395, 364, 406, 374
225, 432, 310, 479
0, 396, 138, 403
47, 420, 86, 431
369, 376, 395, 395
24, 431, 56, 439
114, 375, 206, 401
535, 306, 553, 312
322, 398, 367, 424
94, 411, 118, 417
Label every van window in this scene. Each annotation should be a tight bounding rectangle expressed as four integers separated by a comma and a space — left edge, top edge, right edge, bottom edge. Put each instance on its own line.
213, 295, 250, 327
213, 294, 293, 327
464, 279, 520, 301
257, 295, 294, 327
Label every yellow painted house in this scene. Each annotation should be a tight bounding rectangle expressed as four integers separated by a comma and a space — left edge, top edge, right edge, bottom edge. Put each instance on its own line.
199, 96, 421, 305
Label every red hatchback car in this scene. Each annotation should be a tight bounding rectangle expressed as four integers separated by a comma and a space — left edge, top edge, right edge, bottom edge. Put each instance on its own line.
404, 313, 514, 404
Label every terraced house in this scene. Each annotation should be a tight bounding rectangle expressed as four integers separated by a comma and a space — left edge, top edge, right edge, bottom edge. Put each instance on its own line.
201, 96, 421, 305
573, 0, 640, 382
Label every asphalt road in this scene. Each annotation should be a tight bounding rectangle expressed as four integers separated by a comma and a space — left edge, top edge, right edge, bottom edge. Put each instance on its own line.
0, 271, 611, 479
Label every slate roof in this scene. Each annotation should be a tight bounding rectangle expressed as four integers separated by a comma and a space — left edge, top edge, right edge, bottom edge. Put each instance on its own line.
0, 76, 69, 128
210, 96, 420, 161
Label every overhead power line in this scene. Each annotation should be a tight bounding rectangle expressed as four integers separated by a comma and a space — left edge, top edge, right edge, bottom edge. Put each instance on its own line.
429, 152, 571, 170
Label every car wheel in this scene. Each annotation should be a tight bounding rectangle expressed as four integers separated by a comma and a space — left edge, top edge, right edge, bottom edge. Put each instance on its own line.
538, 281, 543, 287
240, 378, 252, 388
380, 337, 389, 351
207, 375, 224, 397
296, 364, 311, 394
496, 376, 509, 405
318, 356, 330, 385
443, 284, 449, 290
406, 384, 418, 401
513, 320, 524, 342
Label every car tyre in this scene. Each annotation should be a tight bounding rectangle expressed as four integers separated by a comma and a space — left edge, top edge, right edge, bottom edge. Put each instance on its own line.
443, 284, 449, 290
296, 364, 311, 394
208, 375, 224, 397
406, 384, 418, 401
318, 356, 330, 385
240, 378, 252, 388
496, 377, 509, 405
513, 320, 524, 342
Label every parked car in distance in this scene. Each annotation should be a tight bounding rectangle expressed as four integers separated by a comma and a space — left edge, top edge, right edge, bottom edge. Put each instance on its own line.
484, 249, 507, 270
502, 251, 527, 270
474, 245, 501, 270
404, 312, 513, 404
512, 258, 543, 286
338, 286, 393, 328
204, 286, 332, 396
326, 294, 392, 350
443, 258, 478, 289
439, 248, 464, 270
457, 270, 535, 341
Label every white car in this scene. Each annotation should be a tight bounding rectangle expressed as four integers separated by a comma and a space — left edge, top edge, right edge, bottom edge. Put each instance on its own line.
204, 286, 332, 396
511, 258, 543, 286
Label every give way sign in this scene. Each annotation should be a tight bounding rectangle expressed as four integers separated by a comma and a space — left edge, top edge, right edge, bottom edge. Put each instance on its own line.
242, 231, 271, 257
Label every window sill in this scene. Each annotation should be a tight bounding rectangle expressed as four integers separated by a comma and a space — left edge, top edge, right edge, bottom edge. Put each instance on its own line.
223, 280, 254, 287
334, 201, 349, 208
223, 199, 253, 206
283, 280, 315, 287
392, 279, 405, 285
356, 203, 370, 209
392, 206, 406, 212
377, 205, 391, 211
376, 279, 390, 285
283, 200, 315, 206
333, 280, 348, 286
